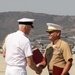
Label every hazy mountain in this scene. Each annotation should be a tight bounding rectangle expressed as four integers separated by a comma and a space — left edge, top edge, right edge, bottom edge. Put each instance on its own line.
0, 11, 75, 45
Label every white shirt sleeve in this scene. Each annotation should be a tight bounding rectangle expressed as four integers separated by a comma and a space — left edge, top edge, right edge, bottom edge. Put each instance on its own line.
24, 40, 33, 57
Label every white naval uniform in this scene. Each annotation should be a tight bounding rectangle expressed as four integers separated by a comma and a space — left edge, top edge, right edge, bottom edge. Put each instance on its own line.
4, 30, 33, 75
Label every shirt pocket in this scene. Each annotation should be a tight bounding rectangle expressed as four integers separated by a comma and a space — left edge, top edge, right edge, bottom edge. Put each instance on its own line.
53, 48, 62, 56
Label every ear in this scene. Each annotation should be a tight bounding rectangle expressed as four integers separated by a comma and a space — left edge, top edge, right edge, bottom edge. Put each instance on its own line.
24, 25, 27, 29
57, 32, 60, 36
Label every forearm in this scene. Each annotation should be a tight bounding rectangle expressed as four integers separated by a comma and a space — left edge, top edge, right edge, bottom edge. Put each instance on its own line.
27, 56, 42, 74
38, 64, 46, 69
38, 60, 46, 69
61, 60, 72, 75
29, 61, 38, 71
2, 50, 6, 58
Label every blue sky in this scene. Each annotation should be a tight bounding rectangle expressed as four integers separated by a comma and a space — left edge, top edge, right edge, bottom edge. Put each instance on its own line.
0, 0, 75, 16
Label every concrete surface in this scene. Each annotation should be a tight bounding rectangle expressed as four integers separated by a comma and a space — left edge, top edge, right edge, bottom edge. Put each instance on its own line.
0, 54, 75, 75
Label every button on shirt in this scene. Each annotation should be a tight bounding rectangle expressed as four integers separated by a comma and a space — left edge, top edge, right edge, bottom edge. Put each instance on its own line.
4, 30, 33, 67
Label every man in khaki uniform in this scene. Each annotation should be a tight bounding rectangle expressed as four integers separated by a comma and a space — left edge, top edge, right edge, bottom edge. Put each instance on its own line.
39, 23, 73, 75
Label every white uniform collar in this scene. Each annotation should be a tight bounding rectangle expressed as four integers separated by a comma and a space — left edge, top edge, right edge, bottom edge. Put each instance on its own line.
17, 30, 25, 36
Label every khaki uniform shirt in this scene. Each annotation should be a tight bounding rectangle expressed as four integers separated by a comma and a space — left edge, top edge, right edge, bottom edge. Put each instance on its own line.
43, 39, 72, 72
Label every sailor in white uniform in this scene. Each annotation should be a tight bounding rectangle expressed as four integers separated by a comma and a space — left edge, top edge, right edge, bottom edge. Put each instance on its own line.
2, 18, 42, 75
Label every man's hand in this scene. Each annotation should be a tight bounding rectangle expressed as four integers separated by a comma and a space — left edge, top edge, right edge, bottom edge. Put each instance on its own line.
36, 66, 42, 74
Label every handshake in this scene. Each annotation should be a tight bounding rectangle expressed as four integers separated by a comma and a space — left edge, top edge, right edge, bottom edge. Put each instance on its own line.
35, 63, 46, 75
35, 61, 46, 75
31, 46, 46, 75
36, 65, 43, 74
